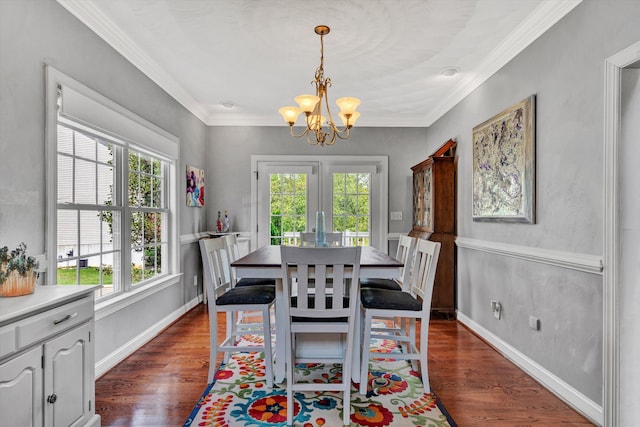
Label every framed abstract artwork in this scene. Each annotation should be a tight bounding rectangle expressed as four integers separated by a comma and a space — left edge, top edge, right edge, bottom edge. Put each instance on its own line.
472, 95, 536, 223
186, 165, 205, 207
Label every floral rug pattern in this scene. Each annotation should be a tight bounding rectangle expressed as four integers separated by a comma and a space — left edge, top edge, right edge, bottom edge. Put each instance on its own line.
184, 336, 456, 427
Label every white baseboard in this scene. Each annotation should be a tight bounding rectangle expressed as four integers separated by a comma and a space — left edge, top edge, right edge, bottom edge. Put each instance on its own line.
95, 296, 201, 378
456, 311, 603, 425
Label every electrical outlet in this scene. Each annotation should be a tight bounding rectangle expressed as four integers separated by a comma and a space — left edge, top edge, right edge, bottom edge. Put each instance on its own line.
193, 275, 198, 287
491, 300, 502, 319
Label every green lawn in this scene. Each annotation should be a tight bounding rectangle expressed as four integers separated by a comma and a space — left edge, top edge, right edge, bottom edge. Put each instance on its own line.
57, 267, 112, 285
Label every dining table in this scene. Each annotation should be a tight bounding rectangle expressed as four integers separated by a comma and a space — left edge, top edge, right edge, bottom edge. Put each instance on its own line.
231, 244, 403, 384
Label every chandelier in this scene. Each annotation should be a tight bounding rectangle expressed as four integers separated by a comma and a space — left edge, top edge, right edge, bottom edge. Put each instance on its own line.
278, 25, 361, 146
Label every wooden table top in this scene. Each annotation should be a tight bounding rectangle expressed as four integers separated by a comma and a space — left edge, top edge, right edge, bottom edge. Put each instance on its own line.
231, 245, 403, 269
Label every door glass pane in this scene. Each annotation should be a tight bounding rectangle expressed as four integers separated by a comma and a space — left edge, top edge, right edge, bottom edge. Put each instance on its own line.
269, 173, 307, 245
332, 173, 371, 246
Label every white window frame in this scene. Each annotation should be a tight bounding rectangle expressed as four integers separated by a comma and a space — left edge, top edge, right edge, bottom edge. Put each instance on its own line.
251, 155, 388, 252
45, 66, 180, 303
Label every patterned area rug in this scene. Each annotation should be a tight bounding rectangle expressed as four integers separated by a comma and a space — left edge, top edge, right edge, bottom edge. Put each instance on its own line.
184, 336, 456, 427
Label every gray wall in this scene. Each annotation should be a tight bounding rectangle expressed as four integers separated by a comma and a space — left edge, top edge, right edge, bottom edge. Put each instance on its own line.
0, 0, 208, 364
207, 126, 429, 241
427, 0, 640, 407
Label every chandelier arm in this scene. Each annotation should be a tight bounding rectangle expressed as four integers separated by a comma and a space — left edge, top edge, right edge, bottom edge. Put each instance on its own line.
334, 126, 352, 140
289, 124, 311, 138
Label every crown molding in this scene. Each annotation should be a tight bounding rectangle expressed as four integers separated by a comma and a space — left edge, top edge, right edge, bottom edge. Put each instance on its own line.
424, 0, 583, 126
56, 0, 210, 124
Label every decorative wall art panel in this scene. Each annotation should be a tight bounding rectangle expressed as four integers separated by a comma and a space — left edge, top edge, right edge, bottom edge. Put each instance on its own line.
472, 95, 535, 223
186, 165, 205, 207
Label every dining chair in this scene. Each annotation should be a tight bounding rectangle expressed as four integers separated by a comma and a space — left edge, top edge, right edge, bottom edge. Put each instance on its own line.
359, 238, 440, 395
199, 238, 275, 386
359, 234, 418, 339
360, 234, 417, 291
223, 234, 276, 287
300, 231, 343, 247
280, 245, 362, 426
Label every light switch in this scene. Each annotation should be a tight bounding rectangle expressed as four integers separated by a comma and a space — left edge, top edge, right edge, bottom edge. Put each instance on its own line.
390, 211, 403, 221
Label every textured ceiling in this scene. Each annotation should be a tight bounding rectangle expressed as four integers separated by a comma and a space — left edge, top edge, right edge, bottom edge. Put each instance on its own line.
58, 0, 581, 127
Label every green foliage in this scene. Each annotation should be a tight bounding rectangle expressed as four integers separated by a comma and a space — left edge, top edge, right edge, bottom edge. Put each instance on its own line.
0, 243, 39, 284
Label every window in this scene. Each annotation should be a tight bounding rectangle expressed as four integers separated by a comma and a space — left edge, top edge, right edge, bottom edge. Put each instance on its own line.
46, 67, 178, 301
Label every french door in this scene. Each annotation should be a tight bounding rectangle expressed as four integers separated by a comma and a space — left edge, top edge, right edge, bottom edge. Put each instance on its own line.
253, 156, 388, 251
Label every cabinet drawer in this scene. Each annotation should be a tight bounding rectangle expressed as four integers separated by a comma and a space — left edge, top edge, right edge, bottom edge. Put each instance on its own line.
15, 297, 93, 350
0, 326, 16, 359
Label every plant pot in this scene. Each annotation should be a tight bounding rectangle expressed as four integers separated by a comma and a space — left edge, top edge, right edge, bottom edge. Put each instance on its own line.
0, 270, 37, 297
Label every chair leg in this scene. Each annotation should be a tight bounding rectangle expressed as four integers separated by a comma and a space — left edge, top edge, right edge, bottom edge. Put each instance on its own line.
420, 316, 430, 393
359, 311, 373, 395
286, 330, 295, 426
262, 306, 273, 388
208, 309, 218, 383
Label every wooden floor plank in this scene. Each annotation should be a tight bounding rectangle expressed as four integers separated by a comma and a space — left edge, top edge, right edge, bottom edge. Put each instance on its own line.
95, 304, 594, 426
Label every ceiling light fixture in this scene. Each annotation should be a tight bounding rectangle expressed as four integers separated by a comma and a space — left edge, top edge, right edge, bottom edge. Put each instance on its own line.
278, 25, 361, 146
441, 67, 459, 77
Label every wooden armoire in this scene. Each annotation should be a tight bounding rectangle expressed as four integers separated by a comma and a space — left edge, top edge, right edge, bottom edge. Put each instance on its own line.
409, 139, 457, 315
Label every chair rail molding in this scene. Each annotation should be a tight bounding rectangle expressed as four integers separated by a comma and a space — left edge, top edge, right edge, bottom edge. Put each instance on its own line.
455, 237, 603, 275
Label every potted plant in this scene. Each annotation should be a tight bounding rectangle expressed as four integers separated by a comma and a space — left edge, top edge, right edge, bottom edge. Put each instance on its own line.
0, 242, 39, 297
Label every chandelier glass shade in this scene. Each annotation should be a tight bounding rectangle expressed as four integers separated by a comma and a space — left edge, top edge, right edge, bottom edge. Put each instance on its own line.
278, 25, 361, 146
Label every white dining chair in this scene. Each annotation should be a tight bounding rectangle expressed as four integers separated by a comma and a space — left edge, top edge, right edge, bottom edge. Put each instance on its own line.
223, 234, 276, 287
359, 234, 418, 338
360, 234, 417, 291
359, 238, 440, 395
280, 245, 361, 426
199, 238, 275, 387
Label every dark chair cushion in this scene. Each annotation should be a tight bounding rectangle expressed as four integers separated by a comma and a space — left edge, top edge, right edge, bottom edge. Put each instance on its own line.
360, 288, 422, 311
290, 295, 350, 322
216, 284, 275, 305
236, 277, 276, 287
359, 278, 402, 291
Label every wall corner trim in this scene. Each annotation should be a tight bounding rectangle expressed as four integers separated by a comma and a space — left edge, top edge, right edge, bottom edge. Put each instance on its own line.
455, 236, 603, 275
457, 311, 603, 425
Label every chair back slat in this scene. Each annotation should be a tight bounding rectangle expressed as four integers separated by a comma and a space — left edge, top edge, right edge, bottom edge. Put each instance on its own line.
281, 246, 361, 319
411, 239, 441, 309
396, 235, 418, 289
199, 238, 233, 302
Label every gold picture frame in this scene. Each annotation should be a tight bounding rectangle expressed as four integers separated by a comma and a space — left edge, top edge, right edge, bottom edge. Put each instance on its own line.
472, 95, 536, 223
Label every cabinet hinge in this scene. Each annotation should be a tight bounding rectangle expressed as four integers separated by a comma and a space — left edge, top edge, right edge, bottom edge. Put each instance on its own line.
89, 331, 91, 342
41, 355, 44, 369
254, 170, 258, 180
89, 400, 92, 411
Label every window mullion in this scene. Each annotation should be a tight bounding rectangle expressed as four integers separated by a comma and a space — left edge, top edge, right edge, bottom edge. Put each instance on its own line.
121, 148, 132, 293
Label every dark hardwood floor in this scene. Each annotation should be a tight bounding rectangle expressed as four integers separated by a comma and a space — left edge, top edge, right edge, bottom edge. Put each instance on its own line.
95, 304, 594, 426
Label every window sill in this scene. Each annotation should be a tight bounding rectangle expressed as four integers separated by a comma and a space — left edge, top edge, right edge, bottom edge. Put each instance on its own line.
95, 273, 183, 321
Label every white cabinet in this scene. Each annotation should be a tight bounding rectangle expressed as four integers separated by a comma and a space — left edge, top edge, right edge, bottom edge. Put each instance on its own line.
0, 286, 100, 427
0, 346, 42, 427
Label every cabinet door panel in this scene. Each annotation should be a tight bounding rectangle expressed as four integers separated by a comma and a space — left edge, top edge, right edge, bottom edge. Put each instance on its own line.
43, 322, 91, 427
0, 346, 43, 427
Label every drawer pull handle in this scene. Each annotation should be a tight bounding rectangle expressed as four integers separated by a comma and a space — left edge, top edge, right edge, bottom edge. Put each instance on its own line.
47, 393, 57, 404
53, 312, 77, 325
